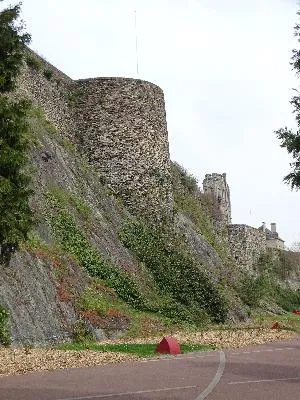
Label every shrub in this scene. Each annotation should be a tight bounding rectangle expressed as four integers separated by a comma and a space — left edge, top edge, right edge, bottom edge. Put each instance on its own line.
238, 275, 269, 307
67, 90, 80, 106
171, 162, 198, 193
72, 320, 93, 343
25, 54, 43, 71
0, 305, 11, 346
43, 68, 53, 80
238, 271, 300, 311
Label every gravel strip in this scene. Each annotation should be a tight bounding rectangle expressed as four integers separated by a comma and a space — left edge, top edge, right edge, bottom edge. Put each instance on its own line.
0, 329, 296, 377
0, 349, 138, 377
102, 329, 297, 349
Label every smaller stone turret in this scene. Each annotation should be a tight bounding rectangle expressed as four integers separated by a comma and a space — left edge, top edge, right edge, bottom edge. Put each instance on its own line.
203, 173, 231, 225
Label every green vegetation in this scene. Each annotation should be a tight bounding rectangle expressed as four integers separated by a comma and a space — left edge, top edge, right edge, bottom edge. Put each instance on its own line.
171, 162, 229, 261
0, 2, 31, 92
256, 249, 300, 281
120, 220, 227, 323
29, 106, 57, 136
45, 184, 226, 328
238, 271, 300, 312
276, 10, 300, 188
0, 305, 11, 346
0, 2, 33, 265
67, 89, 80, 106
43, 68, 53, 81
0, 97, 34, 265
25, 54, 43, 71
171, 162, 198, 193
46, 188, 146, 309
48, 186, 92, 222
255, 312, 300, 333
78, 285, 128, 317
58, 342, 215, 357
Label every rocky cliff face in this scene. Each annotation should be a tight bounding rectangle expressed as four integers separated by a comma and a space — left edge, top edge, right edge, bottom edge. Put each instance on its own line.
0, 112, 140, 345
1, 52, 299, 346
0, 252, 85, 345
0, 110, 235, 345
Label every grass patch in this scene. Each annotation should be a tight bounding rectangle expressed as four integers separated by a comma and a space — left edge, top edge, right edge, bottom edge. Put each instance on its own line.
58, 342, 215, 357
254, 313, 300, 333
48, 186, 92, 222
78, 285, 128, 317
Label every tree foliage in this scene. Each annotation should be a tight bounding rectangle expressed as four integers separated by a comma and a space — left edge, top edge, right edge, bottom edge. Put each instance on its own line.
0, 1, 30, 92
276, 11, 300, 189
0, 2, 33, 265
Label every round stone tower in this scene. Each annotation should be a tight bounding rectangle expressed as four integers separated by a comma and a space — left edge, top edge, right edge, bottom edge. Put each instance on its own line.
203, 173, 231, 225
74, 77, 173, 220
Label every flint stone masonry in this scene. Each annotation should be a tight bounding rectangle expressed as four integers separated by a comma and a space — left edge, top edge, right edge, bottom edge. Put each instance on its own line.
203, 173, 231, 225
228, 224, 266, 269
14, 49, 76, 141
14, 50, 173, 219
74, 77, 173, 219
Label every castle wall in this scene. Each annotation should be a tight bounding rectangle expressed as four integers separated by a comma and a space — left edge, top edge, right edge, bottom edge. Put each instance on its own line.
203, 173, 231, 225
14, 49, 76, 140
228, 224, 266, 269
14, 51, 173, 219
74, 77, 173, 219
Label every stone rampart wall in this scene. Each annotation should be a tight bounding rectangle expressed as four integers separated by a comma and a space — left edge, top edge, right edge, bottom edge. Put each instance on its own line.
228, 224, 266, 269
14, 51, 173, 219
74, 77, 173, 219
14, 49, 76, 140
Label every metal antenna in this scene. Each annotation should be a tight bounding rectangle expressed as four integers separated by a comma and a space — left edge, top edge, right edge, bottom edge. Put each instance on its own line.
134, 9, 139, 76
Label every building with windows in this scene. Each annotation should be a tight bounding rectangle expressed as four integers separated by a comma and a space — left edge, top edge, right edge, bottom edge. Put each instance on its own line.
258, 222, 285, 250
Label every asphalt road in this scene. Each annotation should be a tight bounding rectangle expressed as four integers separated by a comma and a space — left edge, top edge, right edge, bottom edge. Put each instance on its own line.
0, 338, 299, 400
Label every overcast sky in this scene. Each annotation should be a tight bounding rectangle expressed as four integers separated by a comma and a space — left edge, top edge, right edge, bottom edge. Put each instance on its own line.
2, 0, 300, 245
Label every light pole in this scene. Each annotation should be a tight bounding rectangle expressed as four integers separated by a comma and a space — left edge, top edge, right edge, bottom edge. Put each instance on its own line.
134, 9, 139, 77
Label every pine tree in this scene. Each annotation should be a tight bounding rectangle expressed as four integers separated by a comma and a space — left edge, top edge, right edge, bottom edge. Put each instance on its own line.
0, 1, 31, 92
0, 2, 33, 265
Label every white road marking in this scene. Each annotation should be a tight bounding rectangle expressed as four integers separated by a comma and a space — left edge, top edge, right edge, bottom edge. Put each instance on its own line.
57, 385, 198, 400
230, 347, 296, 356
194, 351, 226, 400
139, 353, 216, 363
228, 377, 300, 385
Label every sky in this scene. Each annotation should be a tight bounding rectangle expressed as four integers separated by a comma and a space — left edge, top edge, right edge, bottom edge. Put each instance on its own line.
2, 0, 300, 246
